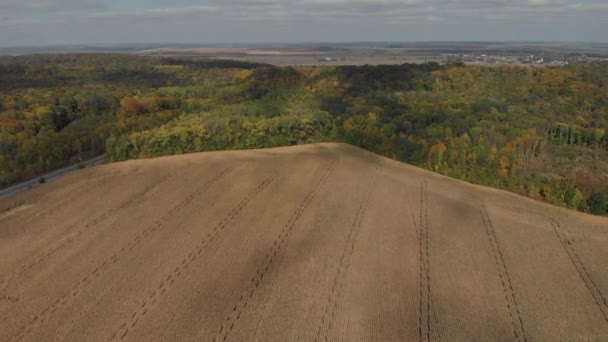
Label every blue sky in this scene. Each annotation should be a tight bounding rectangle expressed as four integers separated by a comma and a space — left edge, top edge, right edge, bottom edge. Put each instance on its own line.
1, 0, 607, 46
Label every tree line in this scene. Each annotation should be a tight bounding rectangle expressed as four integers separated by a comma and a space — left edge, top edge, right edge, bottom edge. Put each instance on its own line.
1, 54, 607, 215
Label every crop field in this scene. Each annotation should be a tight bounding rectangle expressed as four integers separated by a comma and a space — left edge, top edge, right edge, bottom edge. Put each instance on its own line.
0, 143, 607, 341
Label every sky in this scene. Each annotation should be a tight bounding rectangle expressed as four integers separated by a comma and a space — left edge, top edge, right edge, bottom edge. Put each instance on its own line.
0, 0, 607, 46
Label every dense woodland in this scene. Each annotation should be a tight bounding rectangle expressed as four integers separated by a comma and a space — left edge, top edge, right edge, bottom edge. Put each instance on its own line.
1, 54, 607, 215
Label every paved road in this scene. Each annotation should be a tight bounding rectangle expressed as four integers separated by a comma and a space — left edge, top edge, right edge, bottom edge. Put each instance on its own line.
0, 155, 105, 199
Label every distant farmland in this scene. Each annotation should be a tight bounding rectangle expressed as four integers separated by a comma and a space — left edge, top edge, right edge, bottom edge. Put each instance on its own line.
1, 143, 607, 341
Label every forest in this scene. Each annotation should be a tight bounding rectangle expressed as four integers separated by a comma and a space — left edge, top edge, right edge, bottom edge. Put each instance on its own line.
1, 54, 607, 215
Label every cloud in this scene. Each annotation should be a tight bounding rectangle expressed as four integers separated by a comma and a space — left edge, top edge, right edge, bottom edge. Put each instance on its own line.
0, 0, 102, 12
87, 6, 220, 19
297, 0, 424, 12
300, 0, 422, 5
219, 0, 281, 6
1, 0, 608, 45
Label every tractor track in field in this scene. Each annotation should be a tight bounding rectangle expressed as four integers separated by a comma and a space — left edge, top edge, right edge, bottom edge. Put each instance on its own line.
5, 144, 608, 341
409, 200, 439, 342
417, 180, 434, 342
6, 165, 237, 342
314, 164, 379, 342
551, 219, 608, 324
0, 172, 175, 301
315, 201, 366, 342
480, 203, 527, 342
0, 201, 27, 217
213, 160, 338, 342
16, 172, 117, 228
108, 161, 292, 342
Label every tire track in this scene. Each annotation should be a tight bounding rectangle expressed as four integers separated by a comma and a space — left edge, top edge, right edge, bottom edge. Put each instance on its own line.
108, 161, 292, 342
18, 172, 116, 227
0, 172, 174, 299
213, 160, 338, 342
550, 219, 608, 323
6, 165, 237, 342
314, 164, 378, 342
0, 202, 30, 223
480, 203, 527, 342
409, 206, 439, 340
0, 201, 27, 217
417, 196, 425, 342
415, 180, 434, 342
409, 203, 440, 342
0, 293, 19, 303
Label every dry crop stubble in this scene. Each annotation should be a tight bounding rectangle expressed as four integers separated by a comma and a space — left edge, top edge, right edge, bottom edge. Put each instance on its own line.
129, 148, 337, 341
4, 163, 238, 342
109, 161, 290, 342
0, 143, 607, 341
0, 171, 175, 305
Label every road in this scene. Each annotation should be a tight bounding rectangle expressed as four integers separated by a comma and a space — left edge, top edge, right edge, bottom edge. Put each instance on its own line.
0, 155, 105, 199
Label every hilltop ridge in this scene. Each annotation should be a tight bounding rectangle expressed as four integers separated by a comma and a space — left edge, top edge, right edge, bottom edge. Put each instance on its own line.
0, 143, 607, 341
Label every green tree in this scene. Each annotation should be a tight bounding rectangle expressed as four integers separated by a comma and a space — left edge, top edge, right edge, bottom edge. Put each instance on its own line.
587, 192, 608, 215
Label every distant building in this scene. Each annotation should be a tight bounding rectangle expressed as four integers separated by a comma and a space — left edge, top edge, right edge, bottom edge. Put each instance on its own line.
549, 60, 569, 66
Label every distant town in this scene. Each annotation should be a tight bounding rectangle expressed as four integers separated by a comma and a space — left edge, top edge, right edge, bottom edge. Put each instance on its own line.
2, 42, 607, 67
460, 54, 571, 65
